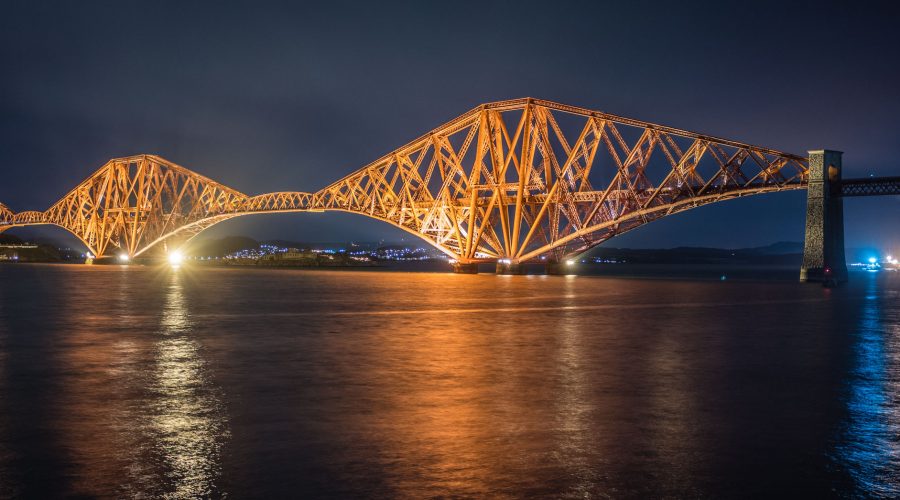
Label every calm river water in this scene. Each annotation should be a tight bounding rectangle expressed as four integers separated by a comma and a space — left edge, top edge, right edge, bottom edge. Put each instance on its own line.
0, 264, 897, 498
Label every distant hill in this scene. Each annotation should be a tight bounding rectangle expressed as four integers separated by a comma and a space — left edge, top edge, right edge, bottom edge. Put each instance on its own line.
260, 240, 385, 252
0, 233, 67, 262
177, 236, 846, 266
184, 236, 259, 257
743, 241, 804, 255
15, 227, 881, 266
262, 239, 311, 249
586, 242, 804, 265
0, 234, 24, 244
0, 232, 73, 248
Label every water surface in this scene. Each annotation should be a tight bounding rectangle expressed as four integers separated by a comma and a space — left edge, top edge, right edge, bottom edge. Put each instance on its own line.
0, 264, 897, 498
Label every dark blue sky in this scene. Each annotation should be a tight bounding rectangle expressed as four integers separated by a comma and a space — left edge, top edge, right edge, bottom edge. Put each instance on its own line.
2, 1, 898, 251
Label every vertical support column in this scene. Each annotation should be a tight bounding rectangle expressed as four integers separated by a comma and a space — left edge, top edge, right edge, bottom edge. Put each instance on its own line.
800, 150, 847, 285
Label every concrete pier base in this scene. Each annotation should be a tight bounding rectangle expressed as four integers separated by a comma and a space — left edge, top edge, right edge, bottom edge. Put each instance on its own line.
91, 256, 120, 265
800, 150, 848, 285
495, 262, 525, 275
545, 261, 575, 275
452, 262, 479, 274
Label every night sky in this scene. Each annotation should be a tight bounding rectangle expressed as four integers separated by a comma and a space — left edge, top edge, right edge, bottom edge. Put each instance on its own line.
2, 1, 898, 252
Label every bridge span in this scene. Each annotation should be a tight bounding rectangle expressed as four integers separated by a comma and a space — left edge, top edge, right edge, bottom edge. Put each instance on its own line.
0, 98, 897, 282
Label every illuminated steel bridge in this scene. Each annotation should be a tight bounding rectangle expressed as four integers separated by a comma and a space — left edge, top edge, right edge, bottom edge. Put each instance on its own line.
0, 98, 891, 277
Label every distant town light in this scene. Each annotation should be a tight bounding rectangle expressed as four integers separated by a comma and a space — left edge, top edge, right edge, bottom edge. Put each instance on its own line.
868, 257, 877, 264
118, 253, 129, 263
566, 259, 576, 266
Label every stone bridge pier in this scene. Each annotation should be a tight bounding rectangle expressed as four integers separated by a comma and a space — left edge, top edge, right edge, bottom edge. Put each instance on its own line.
800, 150, 847, 285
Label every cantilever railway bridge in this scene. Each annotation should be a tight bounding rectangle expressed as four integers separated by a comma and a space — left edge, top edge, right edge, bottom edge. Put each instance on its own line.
1, 98, 897, 279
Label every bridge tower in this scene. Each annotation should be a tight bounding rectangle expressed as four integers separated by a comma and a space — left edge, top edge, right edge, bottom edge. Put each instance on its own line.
800, 150, 847, 284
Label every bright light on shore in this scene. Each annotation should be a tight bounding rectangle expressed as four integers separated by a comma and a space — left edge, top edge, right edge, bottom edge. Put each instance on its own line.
168, 250, 184, 266
869, 257, 878, 264
566, 259, 576, 266
118, 253, 129, 263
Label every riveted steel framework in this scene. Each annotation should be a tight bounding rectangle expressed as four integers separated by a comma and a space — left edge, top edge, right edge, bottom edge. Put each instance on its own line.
0, 98, 811, 261
0, 203, 13, 225
841, 176, 900, 197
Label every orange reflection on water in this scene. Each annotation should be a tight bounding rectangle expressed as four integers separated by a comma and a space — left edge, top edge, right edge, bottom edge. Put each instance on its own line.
151, 270, 229, 498
50, 267, 228, 497
366, 274, 709, 497
295, 272, 708, 497
50, 267, 155, 496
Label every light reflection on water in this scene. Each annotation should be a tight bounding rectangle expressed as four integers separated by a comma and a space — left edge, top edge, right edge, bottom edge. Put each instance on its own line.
152, 270, 229, 499
28, 267, 230, 498
832, 275, 900, 497
0, 264, 898, 497
552, 276, 599, 496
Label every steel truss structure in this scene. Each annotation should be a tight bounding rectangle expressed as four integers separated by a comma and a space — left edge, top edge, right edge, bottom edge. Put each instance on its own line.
1, 98, 811, 262
841, 176, 900, 197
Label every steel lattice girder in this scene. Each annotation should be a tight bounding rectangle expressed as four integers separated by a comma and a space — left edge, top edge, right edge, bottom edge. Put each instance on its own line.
841, 176, 900, 197
0, 98, 810, 261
